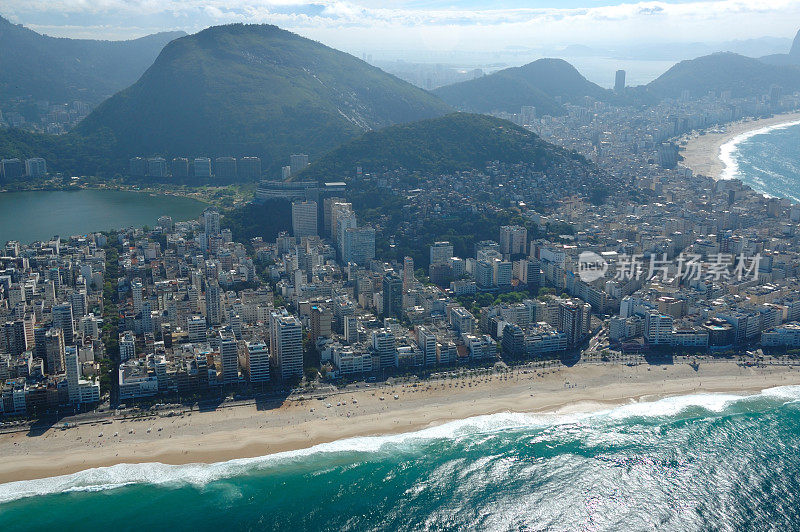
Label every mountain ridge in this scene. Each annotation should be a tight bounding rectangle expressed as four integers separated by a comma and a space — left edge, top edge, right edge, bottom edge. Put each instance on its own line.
644, 52, 800, 99
432, 58, 621, 116
73, 23, 452, 176
298, 112, 591, 180
0, 15, 185, 105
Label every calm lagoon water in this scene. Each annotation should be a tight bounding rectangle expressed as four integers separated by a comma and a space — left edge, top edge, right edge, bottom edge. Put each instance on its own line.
0, 188, 206, 244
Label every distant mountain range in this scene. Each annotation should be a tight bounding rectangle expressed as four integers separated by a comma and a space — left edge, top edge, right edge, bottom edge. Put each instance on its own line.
760, 29, 800, 66
0, 15, 184, 105
3, 18, 800, 183
432, 59, 614, 116
300, 112, 592, 180
431, 42, 800, 113
643, 52, 800, 99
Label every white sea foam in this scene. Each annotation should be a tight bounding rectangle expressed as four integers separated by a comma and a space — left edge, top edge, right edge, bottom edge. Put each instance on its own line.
2, 386, 800, 504
718, 119, 800, 182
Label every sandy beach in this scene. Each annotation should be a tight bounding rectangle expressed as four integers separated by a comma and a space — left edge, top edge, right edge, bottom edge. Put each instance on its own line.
680, 111, 800, 179
0, 361, 798, 485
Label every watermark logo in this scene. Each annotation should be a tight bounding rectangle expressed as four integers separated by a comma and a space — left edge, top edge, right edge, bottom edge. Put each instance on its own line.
576, 252, 761, 283
578, 251, 608, 282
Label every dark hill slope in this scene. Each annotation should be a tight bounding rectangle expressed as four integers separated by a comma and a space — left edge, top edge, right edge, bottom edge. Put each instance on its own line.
432, 59, 613, 116
0, 15, 184, 104
646, 52, 800, 98
299, 112, 592, 179
74, 23, 452, 175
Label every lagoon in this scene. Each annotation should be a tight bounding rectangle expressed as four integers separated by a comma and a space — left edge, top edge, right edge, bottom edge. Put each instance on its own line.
0, 188, 206, 244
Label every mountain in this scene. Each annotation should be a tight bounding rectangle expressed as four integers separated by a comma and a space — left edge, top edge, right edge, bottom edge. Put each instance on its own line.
646, 52, 800, 98
0, 15, 184, 105
74, 23, 452, 176
760, 29, 800, 66
299, 112, 592, 180
431, 59, 612, 116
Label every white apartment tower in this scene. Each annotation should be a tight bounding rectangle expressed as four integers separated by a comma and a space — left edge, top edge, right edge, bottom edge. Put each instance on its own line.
245, 342, 271, 383
270, 310, 303, 380
132, 279, 144, 314
218, 329, 239, 384
204, 208, 221, 236
65, 349, 80, 405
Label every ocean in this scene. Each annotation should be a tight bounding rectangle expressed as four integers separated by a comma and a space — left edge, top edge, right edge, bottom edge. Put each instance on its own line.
1, 387, 800, 530
720, 120, 800, 202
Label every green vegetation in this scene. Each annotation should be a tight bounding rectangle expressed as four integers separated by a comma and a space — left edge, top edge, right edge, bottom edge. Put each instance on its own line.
432, 59, 614, 115
221, 199, 292, 243
301, 113, 587, 180
100, 237, 123, 397
65, 23, 451, 177
0, 126, 120, 177
0, 15, 183, 107
643, 52, 800, 99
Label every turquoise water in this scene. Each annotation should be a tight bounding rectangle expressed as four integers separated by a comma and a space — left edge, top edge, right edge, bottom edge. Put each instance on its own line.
0, 189, 206, 244
1, 387, 800, 530
721, 120, 800, 202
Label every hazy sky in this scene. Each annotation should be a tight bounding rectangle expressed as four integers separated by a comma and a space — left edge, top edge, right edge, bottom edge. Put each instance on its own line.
4, 0, 800, 54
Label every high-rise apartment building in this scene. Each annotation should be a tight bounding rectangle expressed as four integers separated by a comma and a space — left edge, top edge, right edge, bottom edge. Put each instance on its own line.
342, 227, 375, 265
45, 328, 65, 375
206, 282, 222, 326
24, 158, 47, 178
292, 200, 318, 237
215, 157, 237, 180
499, 225, 527, 257
52, 303, 74, 345
147, 157, 167, 178
171, 157, 189, 178
430, 241, 454, 266
245, 342, 270, 383
382, 273, 403, 319
238, 157, 261, 180
403, 256, 415, 292
270, 310, 303, 381
194, 157, 212, 178
218, 328, 239, 384
371, 328, 397, 369
290, 154, 309, 175
323, 197, 346, 237
614, 69, 626, 93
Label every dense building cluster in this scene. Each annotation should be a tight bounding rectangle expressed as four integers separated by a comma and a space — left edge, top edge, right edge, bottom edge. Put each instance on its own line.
4, 73, 800, 419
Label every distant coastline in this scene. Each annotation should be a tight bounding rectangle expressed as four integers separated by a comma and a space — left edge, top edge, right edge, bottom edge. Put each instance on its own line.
680, 111, 800, 182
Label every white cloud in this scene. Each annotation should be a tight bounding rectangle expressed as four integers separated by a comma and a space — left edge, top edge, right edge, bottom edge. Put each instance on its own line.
5, 0, 800, 50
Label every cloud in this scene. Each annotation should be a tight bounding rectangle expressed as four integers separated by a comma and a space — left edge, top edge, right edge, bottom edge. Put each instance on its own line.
5, 0, 799, 50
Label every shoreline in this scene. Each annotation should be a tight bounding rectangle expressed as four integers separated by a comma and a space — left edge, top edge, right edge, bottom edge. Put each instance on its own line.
680, 110, 800, 181
1, 361, 798, 486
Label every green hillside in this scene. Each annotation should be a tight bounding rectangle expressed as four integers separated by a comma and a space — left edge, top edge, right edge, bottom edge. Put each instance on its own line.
432, 59, 613, 115
645, 52, 800, 98
300, 112, 588, 179
73, 23, 452, 176
0, 15, 183, 105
